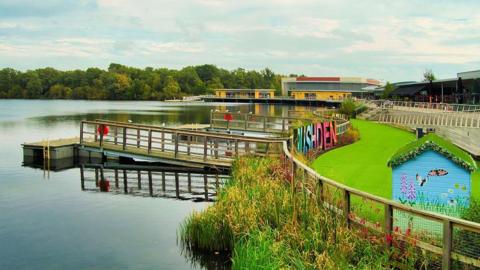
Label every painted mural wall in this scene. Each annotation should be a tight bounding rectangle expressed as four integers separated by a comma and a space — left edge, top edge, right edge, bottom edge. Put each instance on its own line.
293, 121, 337, 153
392, 150, 471, 214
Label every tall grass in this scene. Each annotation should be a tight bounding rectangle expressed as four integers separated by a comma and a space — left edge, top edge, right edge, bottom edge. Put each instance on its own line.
179, 156, 425, 269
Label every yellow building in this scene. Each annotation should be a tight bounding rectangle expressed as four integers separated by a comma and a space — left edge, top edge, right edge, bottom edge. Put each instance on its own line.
214, 89, 275, 99
281, 76, 381, 100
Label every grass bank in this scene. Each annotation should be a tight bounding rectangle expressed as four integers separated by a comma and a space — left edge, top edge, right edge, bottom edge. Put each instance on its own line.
180, 156, 426, 269
311, 119, 480, 200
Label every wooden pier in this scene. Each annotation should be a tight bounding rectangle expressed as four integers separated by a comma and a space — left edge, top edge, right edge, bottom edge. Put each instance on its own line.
80, 120, 288, 168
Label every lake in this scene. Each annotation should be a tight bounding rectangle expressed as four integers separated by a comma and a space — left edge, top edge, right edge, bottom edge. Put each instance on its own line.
0, 100, 301, 270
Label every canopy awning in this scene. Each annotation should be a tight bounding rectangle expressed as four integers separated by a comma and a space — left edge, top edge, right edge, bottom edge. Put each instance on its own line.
392, 83, 427, 96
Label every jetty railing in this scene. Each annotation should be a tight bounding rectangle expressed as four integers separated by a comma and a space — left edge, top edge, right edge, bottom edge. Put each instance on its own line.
283, 141, 480, 269
79, 120, 287, 166
210, 111, 350, 135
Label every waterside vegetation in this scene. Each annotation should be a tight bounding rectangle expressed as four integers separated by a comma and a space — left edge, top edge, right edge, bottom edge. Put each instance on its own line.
180, 157, 427, 269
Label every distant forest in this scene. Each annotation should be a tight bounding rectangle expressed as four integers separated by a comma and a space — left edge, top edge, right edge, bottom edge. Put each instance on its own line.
0, 63, 286, 100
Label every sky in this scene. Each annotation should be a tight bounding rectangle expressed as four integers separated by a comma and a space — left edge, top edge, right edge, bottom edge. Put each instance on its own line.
0, 0, 479, 82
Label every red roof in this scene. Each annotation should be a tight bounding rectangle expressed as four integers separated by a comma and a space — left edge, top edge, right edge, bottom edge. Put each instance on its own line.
296, 77, 340, 82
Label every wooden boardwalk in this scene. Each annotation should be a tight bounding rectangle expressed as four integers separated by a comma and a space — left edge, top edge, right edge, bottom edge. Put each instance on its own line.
80, 120, 288, 168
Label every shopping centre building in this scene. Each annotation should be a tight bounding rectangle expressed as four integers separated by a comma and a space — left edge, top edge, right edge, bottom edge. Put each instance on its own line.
281, 76, 381, 100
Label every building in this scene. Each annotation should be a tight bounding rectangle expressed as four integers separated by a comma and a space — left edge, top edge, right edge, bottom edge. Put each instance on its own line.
388, 134, 476, 213
390, 70, 480, 104
214, 89, 275, 99
281, 76, 381, 100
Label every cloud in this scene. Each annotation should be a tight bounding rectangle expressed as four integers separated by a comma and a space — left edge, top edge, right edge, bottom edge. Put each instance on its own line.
0, 0, 480, 81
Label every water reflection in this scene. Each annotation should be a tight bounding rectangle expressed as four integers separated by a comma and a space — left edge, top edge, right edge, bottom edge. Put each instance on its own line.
2, 100, 321, 270
81, 164, 229, 202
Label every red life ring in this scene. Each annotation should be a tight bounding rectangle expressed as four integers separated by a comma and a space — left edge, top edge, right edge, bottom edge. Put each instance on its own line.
97, 124, 109, 136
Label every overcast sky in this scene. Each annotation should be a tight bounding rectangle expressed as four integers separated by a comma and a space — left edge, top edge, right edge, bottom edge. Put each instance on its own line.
1, 0, 479, 82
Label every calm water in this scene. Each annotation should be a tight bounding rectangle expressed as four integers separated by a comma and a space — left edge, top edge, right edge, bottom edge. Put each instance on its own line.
0, 100, 299, 270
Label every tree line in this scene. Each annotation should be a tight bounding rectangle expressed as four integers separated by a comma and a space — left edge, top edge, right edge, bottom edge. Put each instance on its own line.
0, 63, 284, 100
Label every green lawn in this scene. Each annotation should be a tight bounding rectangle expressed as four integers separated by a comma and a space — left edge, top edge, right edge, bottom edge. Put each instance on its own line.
311, 119, 480, 200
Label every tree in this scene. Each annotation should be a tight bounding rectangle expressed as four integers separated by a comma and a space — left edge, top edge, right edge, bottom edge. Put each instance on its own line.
381, 82, 394, 99
162, 76, 181, 99
423, 69, 436, 82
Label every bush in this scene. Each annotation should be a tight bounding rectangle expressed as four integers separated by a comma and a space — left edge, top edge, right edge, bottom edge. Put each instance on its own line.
339, 98, 357, 118
338, 127, 360, 146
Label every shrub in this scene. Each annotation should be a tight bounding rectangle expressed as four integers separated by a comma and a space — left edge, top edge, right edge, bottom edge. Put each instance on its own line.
338, 127, 361, 146
339, 98, 357, 118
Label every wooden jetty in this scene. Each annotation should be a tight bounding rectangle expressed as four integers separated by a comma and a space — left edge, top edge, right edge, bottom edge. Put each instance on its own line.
79, 120, 288, 168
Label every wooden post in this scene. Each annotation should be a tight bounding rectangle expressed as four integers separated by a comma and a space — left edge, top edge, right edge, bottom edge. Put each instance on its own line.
188, 173, 192, 193
215, 174, 219, 190
80, 122, 84, 144
234, 139, 239, 156
204, 174, 208, 201
148, 170, 153, 196
384, 204, 393, 248
137, 170, 141, 189
122, 127, 127, 150
175, 172, 180, 198
136, 129, 140, 148
94, 124, 98, 142
114, 127, 118, 145
282, 118, 286, 132
80, 165, 85, 190
123, 169, 128, 194
203, 136, 208, 161
174, 132, 179, 158
442, 220, 453, 270
162, 171, 166, 192
147, 129, 152, 154
115, 169, 119, 188
263, 116, 266, 132
317, 180, 324, 202
95, 168, 99, 187
187, 136, 191, 155
344, 190, 351, 228
244, 114, 248, 130
210, 110, 213, 128
99, 126, 104, 147
161, 131, 165, 152
214, 139, 218, 159
100, 166, 105, 185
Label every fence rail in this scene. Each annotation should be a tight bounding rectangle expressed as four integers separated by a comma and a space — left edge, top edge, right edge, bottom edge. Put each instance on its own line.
377, 112, 480, 128
80, 120, 287, 167
283, 141, 480, 269
365, 99, 480, 113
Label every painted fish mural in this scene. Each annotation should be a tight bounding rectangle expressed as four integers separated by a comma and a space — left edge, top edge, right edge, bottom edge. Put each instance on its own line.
392, 150, 471, 211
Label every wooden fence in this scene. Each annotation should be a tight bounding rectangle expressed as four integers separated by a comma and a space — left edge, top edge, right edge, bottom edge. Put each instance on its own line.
80, 120, 287, 168
283, 141, 480, 270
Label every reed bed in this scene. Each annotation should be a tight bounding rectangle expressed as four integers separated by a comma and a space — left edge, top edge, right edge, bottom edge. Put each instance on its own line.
179, 156, 427, 269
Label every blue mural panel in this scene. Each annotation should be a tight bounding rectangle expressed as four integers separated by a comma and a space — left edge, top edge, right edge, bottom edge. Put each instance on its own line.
392, 150, 471, 209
